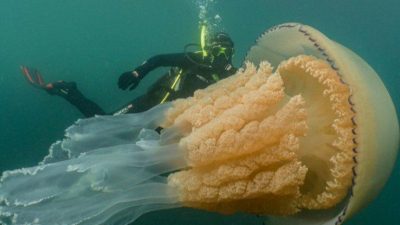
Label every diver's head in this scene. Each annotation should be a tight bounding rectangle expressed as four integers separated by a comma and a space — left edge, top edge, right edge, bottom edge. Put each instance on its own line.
208, 32, 234, 49
206, 32, 234, 62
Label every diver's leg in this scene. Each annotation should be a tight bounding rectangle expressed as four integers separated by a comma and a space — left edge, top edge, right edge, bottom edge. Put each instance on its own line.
20, 66, 105, 117
111, 94, 165, 134
47, 81, 106, 117
111, 94, 153, 115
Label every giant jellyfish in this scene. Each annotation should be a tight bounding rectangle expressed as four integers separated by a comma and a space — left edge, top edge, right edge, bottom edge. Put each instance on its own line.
0, 23, 398, 225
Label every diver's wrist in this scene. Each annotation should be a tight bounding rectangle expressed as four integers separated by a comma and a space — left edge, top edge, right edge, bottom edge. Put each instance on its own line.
132, 71, 140, 78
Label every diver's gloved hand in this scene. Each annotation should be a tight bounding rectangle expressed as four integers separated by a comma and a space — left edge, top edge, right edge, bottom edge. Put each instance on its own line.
118, 71, 141, 90
45, 81, 78, 98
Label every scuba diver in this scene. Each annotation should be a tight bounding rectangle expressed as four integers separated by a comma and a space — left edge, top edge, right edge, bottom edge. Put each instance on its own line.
21, 32, 236, 117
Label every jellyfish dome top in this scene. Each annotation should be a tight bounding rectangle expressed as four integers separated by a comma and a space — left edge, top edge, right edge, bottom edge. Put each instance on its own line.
0, 23, 399, 225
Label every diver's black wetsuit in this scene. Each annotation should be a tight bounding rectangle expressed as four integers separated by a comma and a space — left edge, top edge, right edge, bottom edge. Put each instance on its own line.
47, 81, 106, 117
62, 52, 236, 117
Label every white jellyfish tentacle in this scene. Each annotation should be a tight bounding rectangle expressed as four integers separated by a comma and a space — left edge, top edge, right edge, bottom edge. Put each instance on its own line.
41, 103, 172, 164
0, 103, 187, 225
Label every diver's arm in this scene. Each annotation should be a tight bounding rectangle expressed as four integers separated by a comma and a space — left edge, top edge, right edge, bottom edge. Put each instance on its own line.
118, 53, 199, 90
133, 53, 196, 77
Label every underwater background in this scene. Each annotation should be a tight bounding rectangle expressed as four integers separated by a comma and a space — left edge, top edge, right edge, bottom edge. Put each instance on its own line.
0, 0, 398, 224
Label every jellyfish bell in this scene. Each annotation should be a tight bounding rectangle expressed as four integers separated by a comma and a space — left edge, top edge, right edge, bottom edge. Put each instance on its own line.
0, 23, 399, 225
245, 23, 400, 224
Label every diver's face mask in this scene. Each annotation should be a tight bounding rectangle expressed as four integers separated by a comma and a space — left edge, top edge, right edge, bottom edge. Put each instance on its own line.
210, 45, 234, 60
207, 42, 234, 63
206, 44, 234, 68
